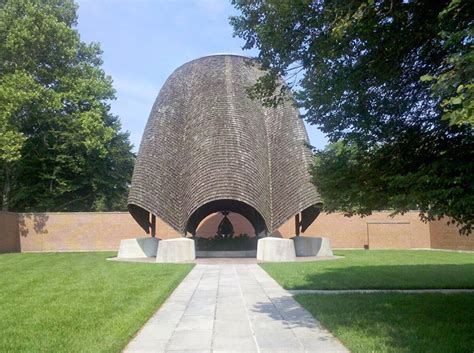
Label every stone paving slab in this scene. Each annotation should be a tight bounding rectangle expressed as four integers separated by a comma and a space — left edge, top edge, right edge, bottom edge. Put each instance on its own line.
123, 264, 349, 353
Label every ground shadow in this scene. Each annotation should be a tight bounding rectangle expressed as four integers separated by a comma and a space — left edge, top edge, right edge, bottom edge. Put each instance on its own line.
249, 296, 347, 349
248, 288, 474, 352
295, 263, 474, 289
295, 292, 474, 353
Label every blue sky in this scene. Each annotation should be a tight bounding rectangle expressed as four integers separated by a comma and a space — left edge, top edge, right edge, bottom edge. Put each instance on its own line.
76, 0, 328, 152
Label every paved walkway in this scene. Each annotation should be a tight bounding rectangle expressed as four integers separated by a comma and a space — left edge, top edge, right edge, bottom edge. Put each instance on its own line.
124, 264, 349, 353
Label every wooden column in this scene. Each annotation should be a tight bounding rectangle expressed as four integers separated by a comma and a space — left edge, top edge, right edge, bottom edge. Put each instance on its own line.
295, 213, 300, 236
151, 214, 156, 238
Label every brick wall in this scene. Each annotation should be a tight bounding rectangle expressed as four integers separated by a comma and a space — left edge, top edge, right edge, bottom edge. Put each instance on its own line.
272, 212, 432, 249
0, 212, 20, 253
430, 218, 474, 251
1, 211, 472, 253
16, 212, 148, 252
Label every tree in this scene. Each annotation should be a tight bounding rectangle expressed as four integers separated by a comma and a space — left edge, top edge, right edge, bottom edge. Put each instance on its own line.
421, 0, 474, 126
231, 0, 474, 233
0, 0, 134, 212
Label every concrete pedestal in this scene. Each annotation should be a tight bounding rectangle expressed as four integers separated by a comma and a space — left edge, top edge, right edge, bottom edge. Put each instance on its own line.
257, 237, 296, 262
293, 236, 333, 257
117, 237, 159, 258
156, 238, 196, 263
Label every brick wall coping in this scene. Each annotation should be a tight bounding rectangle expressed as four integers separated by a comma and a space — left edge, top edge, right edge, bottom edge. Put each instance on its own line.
1, 210, 425, 216
7, 211, 130, 215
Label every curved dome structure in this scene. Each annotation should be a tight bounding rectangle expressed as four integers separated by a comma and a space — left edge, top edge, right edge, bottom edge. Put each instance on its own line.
128, 54, 321, 236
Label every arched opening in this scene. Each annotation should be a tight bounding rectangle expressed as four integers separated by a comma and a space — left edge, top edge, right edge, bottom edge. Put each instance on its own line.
186, 199, 267, 253
186, 199, 267, 236
196, 212, 255, 238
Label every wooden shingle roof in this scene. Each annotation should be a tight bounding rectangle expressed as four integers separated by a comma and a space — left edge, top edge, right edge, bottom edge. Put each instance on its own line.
128, 55, 321, 235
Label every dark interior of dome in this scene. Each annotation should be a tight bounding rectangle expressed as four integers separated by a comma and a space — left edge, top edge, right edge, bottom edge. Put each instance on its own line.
185, 199, 267, 237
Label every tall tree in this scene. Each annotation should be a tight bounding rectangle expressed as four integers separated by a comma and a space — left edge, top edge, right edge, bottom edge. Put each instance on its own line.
231, 0, 474, 233
0, 0, 134, 212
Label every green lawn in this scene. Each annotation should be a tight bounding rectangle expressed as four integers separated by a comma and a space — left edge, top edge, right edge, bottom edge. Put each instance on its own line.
261, 250, 474, 289
0, 252, 193, 353
296, 293, 474, 353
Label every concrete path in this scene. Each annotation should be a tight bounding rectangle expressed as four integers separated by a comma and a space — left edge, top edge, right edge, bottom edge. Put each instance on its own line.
124, 264, 349, 353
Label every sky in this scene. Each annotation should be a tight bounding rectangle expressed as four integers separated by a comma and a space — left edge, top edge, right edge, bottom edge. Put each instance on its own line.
76, 0, 328, 152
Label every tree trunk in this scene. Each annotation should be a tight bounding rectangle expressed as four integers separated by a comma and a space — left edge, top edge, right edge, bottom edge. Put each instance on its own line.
2, 164, 10, 211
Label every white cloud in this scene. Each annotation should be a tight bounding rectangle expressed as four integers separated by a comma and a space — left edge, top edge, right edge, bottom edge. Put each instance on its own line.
108, 75, 162, 151
195, 0, 226, 15
112, 76, 160, 104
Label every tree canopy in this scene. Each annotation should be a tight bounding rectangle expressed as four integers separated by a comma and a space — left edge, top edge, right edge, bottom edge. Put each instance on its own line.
0, 0, 134, 212
231, 0, 474, 233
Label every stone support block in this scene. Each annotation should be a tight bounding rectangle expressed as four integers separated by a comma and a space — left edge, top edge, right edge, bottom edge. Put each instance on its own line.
257, 237, 296, 262
117, 237, 159, 258
156, 238, 196, 263
293, 236, 333, 257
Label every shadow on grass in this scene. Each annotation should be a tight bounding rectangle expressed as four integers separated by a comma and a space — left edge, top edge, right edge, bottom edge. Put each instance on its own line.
296, 293, 474, 353
248, 297, 346, 349
279, 263, 474, 289
300, 264, 474, 289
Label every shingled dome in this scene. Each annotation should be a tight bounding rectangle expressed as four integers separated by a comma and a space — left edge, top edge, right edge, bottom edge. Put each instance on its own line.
128, 54, 321, 236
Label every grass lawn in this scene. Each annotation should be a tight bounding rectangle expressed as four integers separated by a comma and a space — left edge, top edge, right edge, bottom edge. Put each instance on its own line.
0, 252, 193, 353
296, 293, 474, 353
261, 250, 474, 289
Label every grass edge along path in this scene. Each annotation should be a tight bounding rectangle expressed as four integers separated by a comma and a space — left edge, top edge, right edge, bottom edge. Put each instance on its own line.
296, 292, 474, 353
0, 252, 194, 353
260, 250, 474, 290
